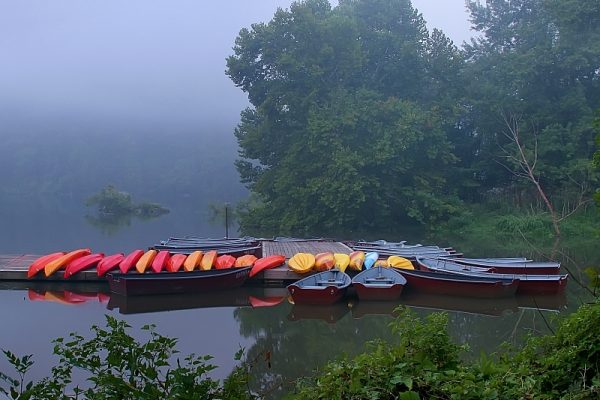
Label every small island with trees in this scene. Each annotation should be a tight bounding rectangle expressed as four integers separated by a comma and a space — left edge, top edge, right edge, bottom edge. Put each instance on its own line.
85, 185, 169, 219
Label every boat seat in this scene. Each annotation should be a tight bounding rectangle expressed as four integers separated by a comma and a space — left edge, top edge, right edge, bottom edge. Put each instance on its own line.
364, 278, 395, 284
316, 280, 344, 285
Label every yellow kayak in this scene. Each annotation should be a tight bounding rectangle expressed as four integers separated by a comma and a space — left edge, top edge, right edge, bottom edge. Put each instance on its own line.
288, 253, 315, 274
44, 248, 91, 277
388, 255, 414, 270
200, 250, 217, 271
136, 250, 157, 273
348, 251, 365, 271
183, 250, 203, 271
314, 252, 335, 271
333, 253, 350, 272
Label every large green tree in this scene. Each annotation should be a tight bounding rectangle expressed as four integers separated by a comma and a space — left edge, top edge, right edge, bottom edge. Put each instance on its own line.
227, 0, 462, 235
463, 0, 600, 207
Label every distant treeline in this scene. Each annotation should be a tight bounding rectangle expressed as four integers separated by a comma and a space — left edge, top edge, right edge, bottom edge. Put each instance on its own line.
0, 123, 246, 206
227, 0, 600, 235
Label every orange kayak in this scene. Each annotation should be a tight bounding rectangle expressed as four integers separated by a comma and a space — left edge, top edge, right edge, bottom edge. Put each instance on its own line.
314, 252, 335, 272
136, 250, 157, 273
119, 250, 144, 273
151, 250, 171, 273
97, 253, 125, 277
235, 254, 258, 268
200, 250, 217, 271
167, 253, 187, 272
184, 251, 203, 272
27, 252, 65, 278
64, 253, 105, 278
45, 249, 91, 277
250, 255, 285, 278
348, 251, 365, 271
215, 254, 236, 269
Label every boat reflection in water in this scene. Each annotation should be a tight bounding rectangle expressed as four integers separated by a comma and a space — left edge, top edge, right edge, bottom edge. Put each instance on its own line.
22, 282, 567, 318
287, 301, 351, 323
107, 287, 287, 314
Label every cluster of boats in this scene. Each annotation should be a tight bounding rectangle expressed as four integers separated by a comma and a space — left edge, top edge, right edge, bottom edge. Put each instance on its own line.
24, 237, 567, 303
288, 254, 567, 305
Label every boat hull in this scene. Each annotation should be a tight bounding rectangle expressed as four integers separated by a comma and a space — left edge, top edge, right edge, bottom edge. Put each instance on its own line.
107, 267, 252, 296
418, 258, 568, 295
398, 270, 518, 298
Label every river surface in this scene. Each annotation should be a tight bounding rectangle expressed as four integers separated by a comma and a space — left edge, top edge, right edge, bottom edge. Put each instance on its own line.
0, 197, 597, 398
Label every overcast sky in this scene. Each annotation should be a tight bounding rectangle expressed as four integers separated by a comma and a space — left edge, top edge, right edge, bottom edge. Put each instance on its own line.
0, 1, 474, 131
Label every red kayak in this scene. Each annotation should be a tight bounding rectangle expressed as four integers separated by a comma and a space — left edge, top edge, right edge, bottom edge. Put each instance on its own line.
152, 251, 171, 273
27, 252, 65, 278
250, 255, 286, 278
167, 254, 187, 272
215, 255, 236, 269
64, 253, 105, 278
119, 250, 145, 273
97, 253, 125, 277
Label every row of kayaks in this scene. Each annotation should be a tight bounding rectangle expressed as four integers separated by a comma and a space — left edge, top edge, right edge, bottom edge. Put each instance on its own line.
288, 256, 568, 305
287, 251, 413, 273
27, 249, 286, 279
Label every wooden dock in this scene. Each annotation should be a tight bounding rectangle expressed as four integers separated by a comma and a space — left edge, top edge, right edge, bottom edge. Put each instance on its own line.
0, 240, 353, 285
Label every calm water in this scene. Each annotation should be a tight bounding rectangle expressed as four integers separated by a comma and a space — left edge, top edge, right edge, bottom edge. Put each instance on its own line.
0, 197, 597, 398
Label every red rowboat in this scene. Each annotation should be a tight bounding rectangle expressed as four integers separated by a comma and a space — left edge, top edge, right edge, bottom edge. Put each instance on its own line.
352, 266, 407, 301
397, 269, 519, 298
417, 258, 568, 295
287, 270, 352, 305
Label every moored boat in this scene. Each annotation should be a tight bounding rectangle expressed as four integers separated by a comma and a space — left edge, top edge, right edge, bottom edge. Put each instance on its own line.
397, 269, 519, 298
417, 258, 568, 295
64, 252, 105, 278
442, 257, 560, 274
107, 266, 252, 296
352, 266, 407, 301
287, 270, 352, 305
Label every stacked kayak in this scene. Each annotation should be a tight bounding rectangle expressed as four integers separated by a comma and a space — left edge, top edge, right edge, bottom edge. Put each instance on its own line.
27, 248, 285, 284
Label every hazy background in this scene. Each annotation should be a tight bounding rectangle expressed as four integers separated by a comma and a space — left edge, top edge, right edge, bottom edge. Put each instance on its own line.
0, 0, 473, 250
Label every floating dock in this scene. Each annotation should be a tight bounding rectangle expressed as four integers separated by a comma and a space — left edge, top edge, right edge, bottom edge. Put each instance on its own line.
0, 240, 353, 285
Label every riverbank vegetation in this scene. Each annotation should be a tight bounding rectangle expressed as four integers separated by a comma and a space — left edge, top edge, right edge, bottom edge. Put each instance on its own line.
227, 0, 600, 237
85, 185, 169, 219
2, 300, 598, 399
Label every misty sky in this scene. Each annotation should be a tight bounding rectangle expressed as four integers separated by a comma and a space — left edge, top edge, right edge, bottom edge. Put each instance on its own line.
0, 1, 473, 130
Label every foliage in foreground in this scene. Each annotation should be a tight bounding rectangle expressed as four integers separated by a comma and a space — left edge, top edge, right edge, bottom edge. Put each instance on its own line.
292, 303, 600, 400
2, 302, 600, 399
0, 316, 253, 400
